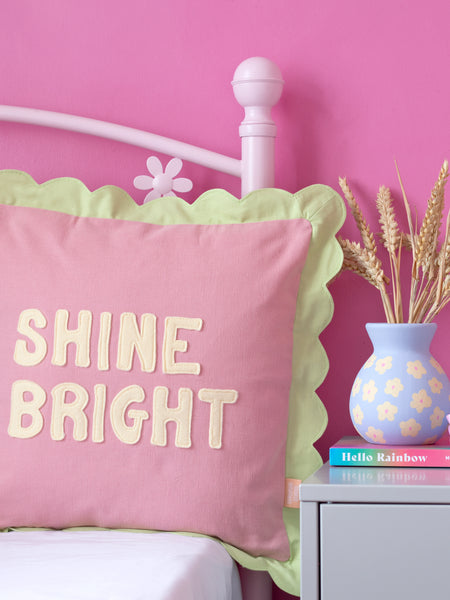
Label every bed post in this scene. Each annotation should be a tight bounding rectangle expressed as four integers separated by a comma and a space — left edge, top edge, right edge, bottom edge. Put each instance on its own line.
232, 57, 284, 600
232, 57, 284, 197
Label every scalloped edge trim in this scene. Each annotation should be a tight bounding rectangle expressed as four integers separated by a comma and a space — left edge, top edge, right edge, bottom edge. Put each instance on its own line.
0, 170, 301, 224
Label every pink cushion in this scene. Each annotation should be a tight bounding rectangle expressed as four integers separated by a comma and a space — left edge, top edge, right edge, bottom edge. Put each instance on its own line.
0, 172, 346, 595
0, 201, 310, 561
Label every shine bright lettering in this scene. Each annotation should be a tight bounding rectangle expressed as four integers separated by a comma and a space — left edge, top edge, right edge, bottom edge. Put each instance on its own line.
8, 308, 238, 449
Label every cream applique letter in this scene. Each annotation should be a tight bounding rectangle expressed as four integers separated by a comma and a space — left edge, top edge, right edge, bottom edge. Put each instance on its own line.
92, 384, 107, 443
198, 389, 238, 449
51, 382, 89, 441
97, 312, 112, 371
163, 317, 202, 375
8, 380, 46, 439
110, 385, 149, 444
116, 313, 156, 372
52, 309, 92, 368
151, 386, 193, 448
14, 309, 48, 366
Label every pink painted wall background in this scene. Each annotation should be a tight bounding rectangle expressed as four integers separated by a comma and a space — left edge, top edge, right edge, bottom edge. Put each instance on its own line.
1, 1, 449, 598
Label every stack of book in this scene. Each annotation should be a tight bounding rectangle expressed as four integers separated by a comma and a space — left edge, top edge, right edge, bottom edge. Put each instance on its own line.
329, 435, 450, 467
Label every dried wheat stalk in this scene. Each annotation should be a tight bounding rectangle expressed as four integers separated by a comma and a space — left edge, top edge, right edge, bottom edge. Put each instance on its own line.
339, 177, 377, 253
376, 185, 402, 321
377, 185, 401, 254
338, 160, 449, 323
422, 204, 450, 323
415, 162, 447, 277
411, 162, 449, 322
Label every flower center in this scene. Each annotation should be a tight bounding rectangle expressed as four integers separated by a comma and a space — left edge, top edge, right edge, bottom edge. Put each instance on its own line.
153, 173, 173, 195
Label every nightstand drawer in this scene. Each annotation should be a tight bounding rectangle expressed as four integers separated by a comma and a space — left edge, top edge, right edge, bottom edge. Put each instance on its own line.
320, 503, 450, 600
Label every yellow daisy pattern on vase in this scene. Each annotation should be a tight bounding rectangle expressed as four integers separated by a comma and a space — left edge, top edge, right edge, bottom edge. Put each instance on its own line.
349, 324, 450, 445
363, 355, 376, 369
385, 378, 404, 398
430, 406, 445, 429
352, 404, 364, 425
376, 401, 398, 422
375, 356, 392, 374
429, 377, 443, 394
365, 426, 386, 444
362, 380, 378, 402
407, 360, 426, 379
410, 389, 432, 413
430, 357, 444, 375
351, 377, 362, 397
400, 418, 422, 437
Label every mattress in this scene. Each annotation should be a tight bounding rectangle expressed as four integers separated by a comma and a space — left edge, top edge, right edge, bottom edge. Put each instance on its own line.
0, 530, 243, 600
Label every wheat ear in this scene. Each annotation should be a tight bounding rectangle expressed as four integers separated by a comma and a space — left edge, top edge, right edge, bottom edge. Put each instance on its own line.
415, 160, 448, 278
339, 177, 377, 253
376, 185, 402, 321
409, 161, 449, 321
422, 208, 450, 323
377, 185, 400, 253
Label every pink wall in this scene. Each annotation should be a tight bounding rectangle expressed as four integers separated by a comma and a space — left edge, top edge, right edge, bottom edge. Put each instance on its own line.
1, 1, 449, 598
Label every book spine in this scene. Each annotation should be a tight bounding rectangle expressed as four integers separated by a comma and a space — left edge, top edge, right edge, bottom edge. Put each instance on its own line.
329, 447, 450, 467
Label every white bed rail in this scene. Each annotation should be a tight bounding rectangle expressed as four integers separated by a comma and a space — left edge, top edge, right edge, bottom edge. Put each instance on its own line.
0, 57, 283, 197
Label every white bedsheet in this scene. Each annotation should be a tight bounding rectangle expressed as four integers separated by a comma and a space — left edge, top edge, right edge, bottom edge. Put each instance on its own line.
0, 530, 243, 600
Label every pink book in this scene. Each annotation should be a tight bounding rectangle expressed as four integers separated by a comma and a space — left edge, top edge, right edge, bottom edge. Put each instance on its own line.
330, 435, 450, 467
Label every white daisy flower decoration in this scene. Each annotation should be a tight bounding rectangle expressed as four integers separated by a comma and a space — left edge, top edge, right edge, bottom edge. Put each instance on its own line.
134, 156, 193, 202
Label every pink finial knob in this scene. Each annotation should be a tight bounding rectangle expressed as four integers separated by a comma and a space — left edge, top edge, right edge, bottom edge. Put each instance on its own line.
231, 57, 284, 138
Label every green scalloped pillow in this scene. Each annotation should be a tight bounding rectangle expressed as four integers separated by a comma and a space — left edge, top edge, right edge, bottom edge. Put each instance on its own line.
0, 171, 344, 595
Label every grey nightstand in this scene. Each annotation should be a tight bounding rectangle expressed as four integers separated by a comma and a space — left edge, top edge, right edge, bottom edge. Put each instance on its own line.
299, 462, 450, 600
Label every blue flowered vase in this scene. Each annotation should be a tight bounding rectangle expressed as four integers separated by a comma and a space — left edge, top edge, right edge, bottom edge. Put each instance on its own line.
349, 323, 450, 445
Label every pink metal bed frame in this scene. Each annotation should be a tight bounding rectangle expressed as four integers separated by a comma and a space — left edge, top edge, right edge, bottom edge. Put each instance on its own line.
0, 56, 283, 198
0, 56, 285, 600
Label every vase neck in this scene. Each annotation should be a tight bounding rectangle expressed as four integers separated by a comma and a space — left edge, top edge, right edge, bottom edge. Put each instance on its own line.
365, 323, 437, 353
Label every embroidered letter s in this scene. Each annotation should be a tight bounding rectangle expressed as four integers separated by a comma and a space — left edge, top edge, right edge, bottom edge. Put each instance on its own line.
14, 309, 48, 366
